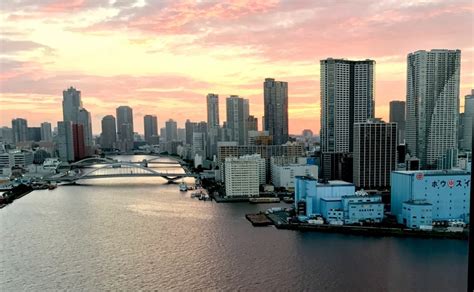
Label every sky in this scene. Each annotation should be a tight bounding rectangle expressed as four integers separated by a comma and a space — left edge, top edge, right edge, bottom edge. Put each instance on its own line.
0, 0, 473, 135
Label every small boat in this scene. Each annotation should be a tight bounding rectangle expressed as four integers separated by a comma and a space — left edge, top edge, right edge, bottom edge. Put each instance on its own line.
191, 190, 203, 198
179, 182, 188, 192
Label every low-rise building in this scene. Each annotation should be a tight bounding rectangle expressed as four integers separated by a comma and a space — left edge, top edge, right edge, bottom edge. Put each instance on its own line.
391, 170, 471, 224
0, 150, 34, 175
342, 193, 384, 224
402, 200, 433, 229
271, 157, 317, 190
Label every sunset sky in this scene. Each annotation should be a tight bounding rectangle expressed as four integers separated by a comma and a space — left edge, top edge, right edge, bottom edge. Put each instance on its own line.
0, 0, 473, 135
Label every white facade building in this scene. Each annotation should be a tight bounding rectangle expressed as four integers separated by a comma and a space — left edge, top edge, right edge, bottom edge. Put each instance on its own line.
224, 155, 264, 197
271, 157, 317, 189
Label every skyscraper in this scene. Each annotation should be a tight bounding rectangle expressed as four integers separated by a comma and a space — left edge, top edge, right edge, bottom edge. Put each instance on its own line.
185, 119, 196, 145
320, 58, 375, 179
11, 118, 28, 143
101, 115, 117, 150
226, 95, 249, 145
40, 122, 52, 141
320, 58, 375, 153
116, 106, 134, 152
264, 78, 288, 145
389, 101, 405, 144
462, 90, 473, 151
165, 119, 178, 142
247, 115, 258, 132
144, 115, 158, 145
207, 93, 220, 129
406, 49, 461, 168
57, 121, 74, 162
353, 119, 397, 190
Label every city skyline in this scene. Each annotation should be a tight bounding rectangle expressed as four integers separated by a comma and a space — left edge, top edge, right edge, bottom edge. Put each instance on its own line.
1, 1, 473, 134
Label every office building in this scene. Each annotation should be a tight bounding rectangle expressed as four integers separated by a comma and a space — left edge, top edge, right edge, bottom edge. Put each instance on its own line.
57, 121, 74, 162
391, 170, 471, 224
0, 150, 34, 175
27, 127, 41, 142
406, 49, 461, 168
101, 115, 117, 150
165, 119, 178, 142
264, 78, 289, 145
144, 115, 158, 145
72, 124, 86, 160
0, 127, 13, 144
271, 157, 318, 190
248, 130, 272, 145
462, 90, 473, 151
207, 93, 220, 128
40, 122, 52, 141
224, 155, 263, 197
247, 115, 258, 132
12, 118, 28, 144
116, 106, 134, 152
185, 120, 197, 145
353, 119, 397, 190
389, 101, 405, 144
226, 95, 249, 145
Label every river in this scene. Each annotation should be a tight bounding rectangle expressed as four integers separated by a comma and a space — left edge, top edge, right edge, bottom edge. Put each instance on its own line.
0, 156, 468, 291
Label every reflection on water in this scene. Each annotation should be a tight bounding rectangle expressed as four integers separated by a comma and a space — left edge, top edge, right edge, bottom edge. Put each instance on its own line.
0, 155, 468, 291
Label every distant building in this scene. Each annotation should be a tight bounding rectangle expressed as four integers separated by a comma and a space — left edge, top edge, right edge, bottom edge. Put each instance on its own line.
271, 157, 318, 190
63, 87, 93, 154
185, 120, 196, 145
0, 150, 34, 175
40, 122, 53, 142
406, 49, 461, 168
27, 127, 41, 142
247, 115, 258, 132
0, 127, 13, 144
101, 115, 117, 150
224, 155, 263, 197
165, 119, 178, 142
207, 93, 220, 129
462, 89, 473, 151
302, 129, 313, 138
116, 106, 134, 152
264, 78, 288, 145
72, 124, 86, 160
226, 95, 249, 145
177, 128, 186, 143
391, 170, 471, 224
353, 119, 397, 190
12, 118, 28, 144
389, 101, 405, 144
57, 121, 74, 162
144, 115, 158, 145
247, 130, 272, 145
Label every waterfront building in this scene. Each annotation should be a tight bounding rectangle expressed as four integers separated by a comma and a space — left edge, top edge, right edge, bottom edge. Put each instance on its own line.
224, 155, 263, 197
320, 58, 375, 178
116, 106, 134, 152
353, 119, 397, 190
57, 121, 74, 162
144, 115, 158, 145
226, 95, 249, 145
263, 78, 288, 145
101, 115, 117, 150
207, 93, 220, 129
405, 49, 461, 168
295, 176, 355, 216
402, 200, 433, 229
462, 89, 473, 151
40, 122, 53, 142
165, 119, 178, 142
271, 157, 318, 190
27, 127, 42, 142
12, 118, 28, 144
389, 101, 406, 144
391, 170, 471, 224
340, 193, 384, 224
0, 150, 34, 175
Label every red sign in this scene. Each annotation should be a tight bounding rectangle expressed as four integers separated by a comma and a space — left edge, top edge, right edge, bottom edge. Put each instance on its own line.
416, 173, 424, 180
448, 180, 454, 188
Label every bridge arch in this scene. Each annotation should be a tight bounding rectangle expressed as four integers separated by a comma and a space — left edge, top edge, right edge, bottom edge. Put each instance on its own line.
71, 157, 116, 166
78, 162, 160, 179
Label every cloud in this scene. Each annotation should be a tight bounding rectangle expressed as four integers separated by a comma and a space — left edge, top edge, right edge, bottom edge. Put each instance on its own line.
0, 39, 55, 54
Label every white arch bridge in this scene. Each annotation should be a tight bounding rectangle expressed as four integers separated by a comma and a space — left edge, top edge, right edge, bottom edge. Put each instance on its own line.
71, 156, 185, 168
58, 162, 198, 183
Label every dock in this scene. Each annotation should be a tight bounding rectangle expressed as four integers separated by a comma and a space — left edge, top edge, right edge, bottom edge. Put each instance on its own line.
245, 213, 274, 226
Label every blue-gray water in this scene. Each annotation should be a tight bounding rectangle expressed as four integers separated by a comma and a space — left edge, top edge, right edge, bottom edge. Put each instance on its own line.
0, 156, 468, 291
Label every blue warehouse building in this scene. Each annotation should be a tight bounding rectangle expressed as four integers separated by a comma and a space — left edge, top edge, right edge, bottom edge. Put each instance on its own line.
391, 170, 471, 225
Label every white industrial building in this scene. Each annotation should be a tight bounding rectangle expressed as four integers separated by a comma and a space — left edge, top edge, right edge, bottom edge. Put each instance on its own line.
271, 157, 317, 190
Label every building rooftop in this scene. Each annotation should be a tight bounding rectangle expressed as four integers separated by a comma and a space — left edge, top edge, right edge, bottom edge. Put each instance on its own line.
393, 169, 470, 176
403, 200, 432, 206
317, 180, 354, 186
